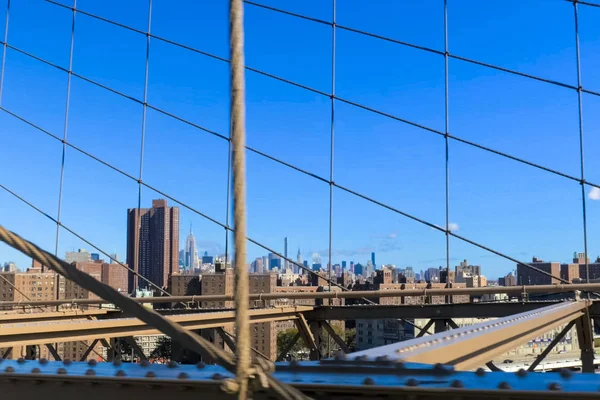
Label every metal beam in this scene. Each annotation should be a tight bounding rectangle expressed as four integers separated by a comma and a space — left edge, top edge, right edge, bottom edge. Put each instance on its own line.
434, 319, 448, 333
416, 320, 434, 337
0, 347, 12, 358
349, 301, 590, 370
322, 321, 349, 354
575, 310, 595, 373
214, 328, 236, 353
0, 309, 113, 324
527, 320, 576, 371
276, 331, 300, 362
295, 314, 319, 361
45, 344, 62, 361
0, 306, 312, 347
305, 302, 563, 321
1, 283, 598, 307
79, 339, 100, 361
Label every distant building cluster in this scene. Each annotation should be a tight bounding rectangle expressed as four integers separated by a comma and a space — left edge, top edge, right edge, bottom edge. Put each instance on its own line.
514, 252, 600, 286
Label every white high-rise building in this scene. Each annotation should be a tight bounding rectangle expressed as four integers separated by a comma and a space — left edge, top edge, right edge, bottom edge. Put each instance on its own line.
185, 224, 198, 270
65, 249, 91, 264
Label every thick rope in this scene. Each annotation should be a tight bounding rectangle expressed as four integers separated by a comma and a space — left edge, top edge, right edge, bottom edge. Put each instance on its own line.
229, 0, 250, 398
0, 226, 308, 400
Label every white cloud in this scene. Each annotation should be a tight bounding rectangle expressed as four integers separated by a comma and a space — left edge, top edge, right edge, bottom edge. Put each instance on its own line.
388, 232, 398, 239
589, 187, 600, 201
448, 222, 460, 232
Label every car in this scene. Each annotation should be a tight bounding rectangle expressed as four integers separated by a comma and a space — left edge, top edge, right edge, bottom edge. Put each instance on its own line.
558, 350, 566, 354
503, 359, 514, 364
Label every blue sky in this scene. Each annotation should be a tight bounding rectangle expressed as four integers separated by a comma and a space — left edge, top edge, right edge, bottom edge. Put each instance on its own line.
1, 0, 600, 279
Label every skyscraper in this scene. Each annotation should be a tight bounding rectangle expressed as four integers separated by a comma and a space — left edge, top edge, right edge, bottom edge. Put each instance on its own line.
371, 252, 376, 269
184, 223, 198, 270
296, 248, 302, 274
127, 199, 180, 292
284, 237, 288, 271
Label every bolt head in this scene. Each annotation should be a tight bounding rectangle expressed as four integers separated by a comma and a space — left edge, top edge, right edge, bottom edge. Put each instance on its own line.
39, 358, 48, 365
57, 368, 67, 375
63, 359, 72, 366
113, 359, 122, 367
4, 366, 15, 373
115, 370, 126, 377
168, 360, 178, 369
560, 368, 573, 379
196, 361, 206, 369
31, 368, 41, 374
140, 360, 150, 367
548, 382, 561, 391
450, 380, 464, 388
145, 371, 156, 378
498, 381, 510, 390
475, 368, 486, 377
178, 372, 189, 380
362, 377, 375, 385
85, 369, 96, 376
17, 358, 25, 364
406, 378, 419, 387
516, 368, 528, 378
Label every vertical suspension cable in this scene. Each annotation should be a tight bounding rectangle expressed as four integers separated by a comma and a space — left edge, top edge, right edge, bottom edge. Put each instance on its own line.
443, 0, 450, 284
225, 136, 232, 268
54, 0, 77, 309
573, 0, 589, 283
135, 0, 153, 292
229, 0, 250, 397
328, 0, 336, 293
0, 0, 10, 107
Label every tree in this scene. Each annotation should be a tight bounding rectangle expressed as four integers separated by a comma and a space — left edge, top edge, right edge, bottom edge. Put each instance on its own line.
150, 336, 172, 359
277, 329, 309, 360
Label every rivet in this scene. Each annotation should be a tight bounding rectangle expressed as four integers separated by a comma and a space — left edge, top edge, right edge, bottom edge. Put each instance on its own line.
475, 368, 485, 377
560, 368, 572, 379
498, 381, 510, 390
4, 366, 14, 373
140, 360, 150, 367
516, 368, 527, 378
17, 358, 25, 364
334, 352, 346, 361
115, 370, 126, 377
212, 373, 225, 381
85, 369, 96, 376
362, 377, 375, 385
31, 368, 41, 374
168, 360, 178, 369
375, 355, 389, 363
354, 355, 369, 362
450, 380, 463, 388
145, 371, 156, 378
57, 368, 67, 375
289, 360, 300, 368
395, 361, 406, 370
88, 359, 97, 367
178, 372, 189, 380
63, 359, 72, 366
406, 378, 419, 387
39, 358, 48, 365
548, 382, 561, 391
196, 361, 206, 369
113, 359, 122, 367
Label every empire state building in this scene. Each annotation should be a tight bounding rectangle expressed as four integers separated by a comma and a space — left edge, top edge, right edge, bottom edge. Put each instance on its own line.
185, 224, 198, 270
